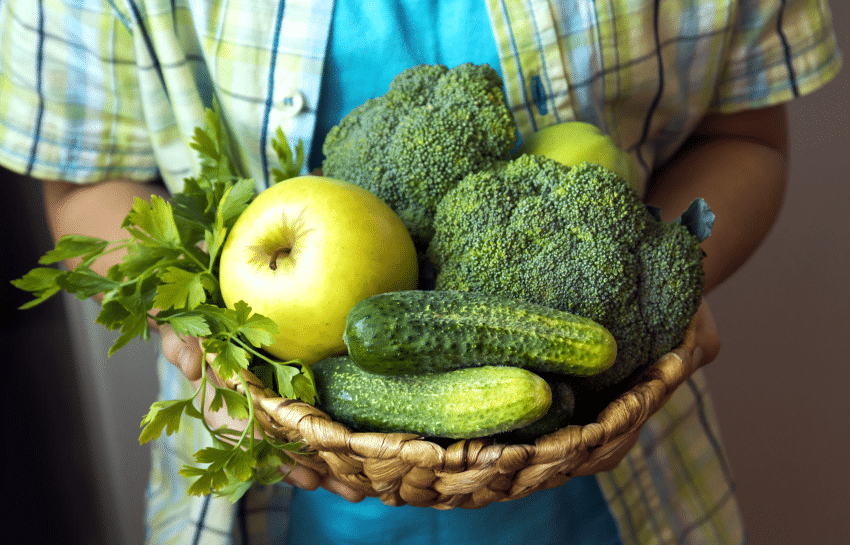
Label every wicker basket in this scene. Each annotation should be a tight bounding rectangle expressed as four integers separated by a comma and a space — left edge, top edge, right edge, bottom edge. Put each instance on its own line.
219, 316, 699, 510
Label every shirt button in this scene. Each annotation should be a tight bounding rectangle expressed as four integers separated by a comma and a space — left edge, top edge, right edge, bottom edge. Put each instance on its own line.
278, 88, 305, 117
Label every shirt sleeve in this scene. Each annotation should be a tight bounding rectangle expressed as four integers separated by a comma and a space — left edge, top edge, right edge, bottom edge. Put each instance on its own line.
0, 0, 159, 183
711, 0, 842, 113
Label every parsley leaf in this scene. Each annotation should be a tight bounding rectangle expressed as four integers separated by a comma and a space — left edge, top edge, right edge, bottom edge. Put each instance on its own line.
139, 398, 196, 444
10, 268, 66, 309
153, 267, 217, 311
123, 195, 183, 249
270, 126, 305, 184
209, 387, 251, 421
12, 106, 313, 502
38, 235, 111, 265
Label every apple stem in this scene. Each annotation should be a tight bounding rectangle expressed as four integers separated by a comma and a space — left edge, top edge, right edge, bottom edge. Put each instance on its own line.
269, 247, 291, 271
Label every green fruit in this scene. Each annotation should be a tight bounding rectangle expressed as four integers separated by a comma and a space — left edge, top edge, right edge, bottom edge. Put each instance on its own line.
515, 121, 641, 192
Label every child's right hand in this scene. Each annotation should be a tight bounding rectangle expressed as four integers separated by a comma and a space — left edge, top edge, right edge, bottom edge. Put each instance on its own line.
158, 324, 366, 503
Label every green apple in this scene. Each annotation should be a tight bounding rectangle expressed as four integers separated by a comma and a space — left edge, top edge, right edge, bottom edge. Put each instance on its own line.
218, 175, 419, 364
515, 122, 642, 193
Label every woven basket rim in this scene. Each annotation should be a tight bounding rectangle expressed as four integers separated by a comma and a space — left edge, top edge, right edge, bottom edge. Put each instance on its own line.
218, 315, 699, 508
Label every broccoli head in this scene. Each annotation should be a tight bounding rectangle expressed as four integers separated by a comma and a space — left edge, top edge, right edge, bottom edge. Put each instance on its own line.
427, 155, 706, 390
321, 63, 517, 248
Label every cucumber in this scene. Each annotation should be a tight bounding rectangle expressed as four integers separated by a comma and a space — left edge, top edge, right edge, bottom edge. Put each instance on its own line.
495, 379, 576, 443
343, 290, 617, 376
312, 357, 552, 439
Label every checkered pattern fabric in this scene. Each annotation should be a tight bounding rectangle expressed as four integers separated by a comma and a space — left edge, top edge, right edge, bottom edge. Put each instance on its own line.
487, 0, 842, 190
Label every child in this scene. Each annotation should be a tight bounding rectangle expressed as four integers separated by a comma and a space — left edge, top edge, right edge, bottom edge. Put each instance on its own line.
0, 1, 841, 543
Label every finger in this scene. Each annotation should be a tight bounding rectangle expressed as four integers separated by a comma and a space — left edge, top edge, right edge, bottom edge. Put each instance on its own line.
322, 479, 366, 503
159, 324, 204, 381
282, 463, 322, 491
281, 458, 366, 502
693, 299, 721, 367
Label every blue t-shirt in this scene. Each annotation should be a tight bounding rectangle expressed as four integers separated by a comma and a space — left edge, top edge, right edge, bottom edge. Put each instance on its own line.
295, 2, 622, 543
288, 484, 621, 545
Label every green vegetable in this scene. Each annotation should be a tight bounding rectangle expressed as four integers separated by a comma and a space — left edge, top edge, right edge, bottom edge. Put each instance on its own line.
495, 379, 576, 443
344, 290, 616, 376
11, 108, 314, 502
312, 356, 552, 439
427, 155, 707, 390
322, 63, 517, 248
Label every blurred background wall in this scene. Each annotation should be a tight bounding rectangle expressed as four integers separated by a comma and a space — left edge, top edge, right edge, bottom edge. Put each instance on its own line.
1, 3, 848, 544
704, 2, 850, 543
3, 179, 159, 544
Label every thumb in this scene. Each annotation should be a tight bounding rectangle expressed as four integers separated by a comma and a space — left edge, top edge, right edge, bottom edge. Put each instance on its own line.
159, 324, 204, 381
693, 299, 721, 368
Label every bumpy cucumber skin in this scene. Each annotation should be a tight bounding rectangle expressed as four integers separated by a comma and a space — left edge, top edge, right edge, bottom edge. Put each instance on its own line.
495, 380, 576, 443
312, 357, 552, 439
344, 290, 617, 376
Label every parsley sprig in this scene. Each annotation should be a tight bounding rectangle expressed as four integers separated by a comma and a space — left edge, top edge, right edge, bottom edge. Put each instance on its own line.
11, 108, 313, 502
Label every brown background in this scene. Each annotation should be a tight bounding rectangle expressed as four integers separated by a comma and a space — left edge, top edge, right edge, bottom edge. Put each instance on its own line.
1, 3, 848, 544
704, 2, 850, 543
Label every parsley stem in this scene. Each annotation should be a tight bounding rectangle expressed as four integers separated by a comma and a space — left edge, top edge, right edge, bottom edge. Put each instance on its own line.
236, 373, 258, 457
183, 244, 213, 272
230, 337, 277, 365
197, 343, 266, 457
230, 336, 304, 372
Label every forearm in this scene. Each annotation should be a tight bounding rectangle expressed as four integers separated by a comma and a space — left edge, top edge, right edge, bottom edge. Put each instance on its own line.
41, 178, 171, 277
644, 104, 789, 293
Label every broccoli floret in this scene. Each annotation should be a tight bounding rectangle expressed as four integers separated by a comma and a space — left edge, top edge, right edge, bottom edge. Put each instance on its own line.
322, 63, 517, 248
638, 220, 706, 363
428, 155, 706, 390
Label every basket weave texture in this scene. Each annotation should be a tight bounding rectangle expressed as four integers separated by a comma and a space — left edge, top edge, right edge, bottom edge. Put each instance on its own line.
220, 317, 699, 510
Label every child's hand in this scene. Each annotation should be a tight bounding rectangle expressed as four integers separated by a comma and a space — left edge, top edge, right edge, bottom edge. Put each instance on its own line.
576, 298, 720, 475
159, 323, 205, 381
693, 299, 721, 369
158, 324, 366, 503
278, 450, 366, 503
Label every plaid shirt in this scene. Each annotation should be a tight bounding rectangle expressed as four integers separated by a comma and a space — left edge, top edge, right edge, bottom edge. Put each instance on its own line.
0, 1, 841, 544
